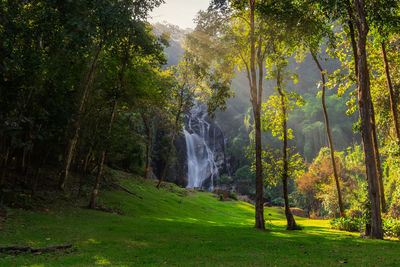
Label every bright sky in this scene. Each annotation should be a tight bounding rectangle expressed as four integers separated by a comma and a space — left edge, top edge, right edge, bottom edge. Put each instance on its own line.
150, 0, 210, 29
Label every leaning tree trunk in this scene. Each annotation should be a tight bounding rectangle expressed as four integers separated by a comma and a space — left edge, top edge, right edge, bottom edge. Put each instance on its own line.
354, 0, 383, 239
311, 51, 345, 217
59, 46, 102, 190
88, 98, 117, 209
376, 40, 400, 213
381, 41, 400, 141
88, 38, 131, 208
277, 70, 297, 230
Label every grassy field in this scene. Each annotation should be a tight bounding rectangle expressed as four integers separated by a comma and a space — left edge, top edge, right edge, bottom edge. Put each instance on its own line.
1, 170, 399, 266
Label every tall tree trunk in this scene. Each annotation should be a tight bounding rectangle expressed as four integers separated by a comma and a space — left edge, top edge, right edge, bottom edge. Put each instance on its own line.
277, 69, 297, 230
157, 116, 181, 189
376, 40, 400, 213
381, 41, 400, 140
141, 112, 151, 179
249, 0, 264, 230
31, 148, 50, 196
59, 46, 102, 190
88, 39, 130, 208
88, 98, 117, 209
354, 0, 383, 239
156, 136, 174, 189
347, 0, 385, 215
311, 51, 345, 217
0, 145, 10, 186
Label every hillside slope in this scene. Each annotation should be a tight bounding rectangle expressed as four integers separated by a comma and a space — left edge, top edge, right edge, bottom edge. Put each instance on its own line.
0, 170, 398, 266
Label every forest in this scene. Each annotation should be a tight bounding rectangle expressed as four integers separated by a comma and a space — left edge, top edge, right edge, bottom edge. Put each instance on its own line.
1, 0, 400, 265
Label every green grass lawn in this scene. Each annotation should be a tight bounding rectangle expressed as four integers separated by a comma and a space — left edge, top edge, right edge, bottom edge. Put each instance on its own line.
1, 170, 399, 266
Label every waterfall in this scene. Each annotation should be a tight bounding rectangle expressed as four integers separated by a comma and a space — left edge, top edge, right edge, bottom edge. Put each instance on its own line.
184, 103, 220, 191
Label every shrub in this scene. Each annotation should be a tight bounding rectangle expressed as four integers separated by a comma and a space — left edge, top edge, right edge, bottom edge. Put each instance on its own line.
216, 174, 232, 186
383, 218, 400, 238
219, 194, 224, 201
229, 192, 238, 201
348, 209, 362, 218
330, 216, 362, 232
389, 203, 400, 220
271, 197, 284, 207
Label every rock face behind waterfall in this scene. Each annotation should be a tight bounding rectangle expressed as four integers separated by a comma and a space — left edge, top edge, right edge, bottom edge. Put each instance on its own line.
182, 103, 227, 190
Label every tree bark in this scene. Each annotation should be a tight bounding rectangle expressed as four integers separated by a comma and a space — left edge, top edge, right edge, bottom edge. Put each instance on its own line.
157, 112, 182, 189
0, 145, 10, 186
89, 39, 130, 208
0, 244, 72, 253
277, 68, 297, 230
347, 0, 385, 215
141, 112, 152, 179
310, 51, 345, 217
249, 0, 264, 230
381, 41, 400, 140
354, 0, 383, 239
59, 46, 102, 190
156, 143, 171, 189
88, 98, 117, 209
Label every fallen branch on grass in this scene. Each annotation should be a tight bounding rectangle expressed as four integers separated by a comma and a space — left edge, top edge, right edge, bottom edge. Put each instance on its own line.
0, 244, 72, 253
111, 183, 143, 199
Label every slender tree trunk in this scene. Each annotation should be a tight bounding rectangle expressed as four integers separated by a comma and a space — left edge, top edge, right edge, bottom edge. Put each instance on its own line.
372, 128, 385, 212
31, 148, 50, 196
354, 0, 383, 239
0, 145, 10, 186
374, 40, 400, 213
141, 112, 151, 179
88, 40, 130, 208
156, 137, 173, 189
88, 98, 117, 209
381, 41, 400, 140
311, 51, 345, 217
346, 4, 358, 78
157, 119, 180, 189
59, 46, 102, 190
249, 0, 264, 230
83, 149, 92, 175
277, 69, 297, 230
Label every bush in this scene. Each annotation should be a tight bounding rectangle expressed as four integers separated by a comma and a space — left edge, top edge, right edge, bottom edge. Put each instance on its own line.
229, 192, 238, 201
348, 209, 362, 218
383, 218, 400, 238
330, 216, 362, 232
271, 197, 284, 207
389, 203, 400, 220
219, 194, 224, 201
216, 174, 232, 186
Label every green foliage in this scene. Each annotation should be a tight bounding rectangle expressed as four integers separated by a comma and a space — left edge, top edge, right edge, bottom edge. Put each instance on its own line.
219, 194, 224, 201
231, 165, 255, 196
261, 92, 304, 140
383, 218, 400, 238
260, 146, 305, 187
330, 216, 362, 232
216, 174, 232, 186
229, 191, 238, 201
296, 144, 366, 217
272, 197, 284, 207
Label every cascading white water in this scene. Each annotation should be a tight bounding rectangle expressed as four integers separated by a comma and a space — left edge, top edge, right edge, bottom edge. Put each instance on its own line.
184, 104, 219, 191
